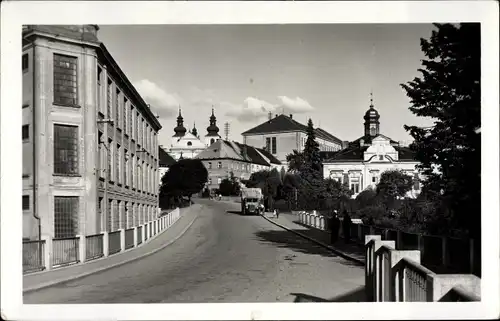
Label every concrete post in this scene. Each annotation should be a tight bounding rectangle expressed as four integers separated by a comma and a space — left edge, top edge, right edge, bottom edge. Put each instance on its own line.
120, 229, 125, 252
102, 231, 109, 257
77, 234, 86, 263
388, 250, 420, 302
373, 240, 396, 302
364, 235, 381, 302
142, 224, 146, 243
426, 274, 481, 301
133, 226, 138, 247
42, 234, 53, 271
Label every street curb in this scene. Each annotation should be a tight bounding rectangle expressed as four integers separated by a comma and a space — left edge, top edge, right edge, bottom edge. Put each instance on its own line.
23, 213, 199, 294
260, 215, 365, 266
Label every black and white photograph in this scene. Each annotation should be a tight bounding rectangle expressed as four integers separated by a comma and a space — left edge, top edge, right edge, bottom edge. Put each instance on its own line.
1, 1, 499, 320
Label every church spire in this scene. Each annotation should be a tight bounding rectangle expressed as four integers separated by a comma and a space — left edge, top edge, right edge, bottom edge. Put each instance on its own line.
206, 106, 220, 137
192, 121, 198, 137
173, 105, 187, 137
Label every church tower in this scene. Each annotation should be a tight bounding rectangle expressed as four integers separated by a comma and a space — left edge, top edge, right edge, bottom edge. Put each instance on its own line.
191, 122, 198, 138
205, 107, 221, 146
173, 107, 187, 137
364, 93, 380, 138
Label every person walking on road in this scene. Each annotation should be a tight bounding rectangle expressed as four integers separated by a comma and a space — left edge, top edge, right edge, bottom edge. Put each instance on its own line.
343, 210, 352, 243
330, 211, 340, 244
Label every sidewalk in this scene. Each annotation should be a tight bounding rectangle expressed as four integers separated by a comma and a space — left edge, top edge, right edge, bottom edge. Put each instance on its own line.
263, 212, 365, 265
23, 205, 200, 293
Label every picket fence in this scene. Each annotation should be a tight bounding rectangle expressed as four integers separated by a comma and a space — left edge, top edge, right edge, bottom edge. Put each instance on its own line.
22, 208, 180, 274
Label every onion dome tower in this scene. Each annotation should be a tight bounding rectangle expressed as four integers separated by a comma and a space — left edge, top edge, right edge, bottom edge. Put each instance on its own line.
205, 107, 221, 146
173, 107, 187, 137
364, 92, 380, 138
191, 122, 198, 138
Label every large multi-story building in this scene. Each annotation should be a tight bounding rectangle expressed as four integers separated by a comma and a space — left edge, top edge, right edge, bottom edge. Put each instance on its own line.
195, 139, 282, 190
22, 25, 162, 241
241, 113, 344, 167
321, 97, 421, 198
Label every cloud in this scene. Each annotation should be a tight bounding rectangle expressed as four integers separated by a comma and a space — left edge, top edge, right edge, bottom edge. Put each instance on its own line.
133, 79, 181, 118
225, 96, 314, 122
225, 97, 277, 122
277, 96, 314, 113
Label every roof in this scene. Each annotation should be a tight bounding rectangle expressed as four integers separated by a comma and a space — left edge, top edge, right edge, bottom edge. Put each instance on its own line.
255, 147, 282, 165
195, 139, 271, 166
159, 147, 176, 167
242, 114, 342, 144
322, 135, 417, 163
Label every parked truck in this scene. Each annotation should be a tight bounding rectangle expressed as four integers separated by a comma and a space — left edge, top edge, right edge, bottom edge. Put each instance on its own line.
240, 188, 264, 215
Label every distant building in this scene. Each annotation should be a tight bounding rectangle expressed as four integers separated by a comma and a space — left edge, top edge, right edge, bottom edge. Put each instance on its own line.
321, 97, 421, 199
22, 25, 161, 241
158, 146, 176, 186
195, 139, 282, 191
241, 113, 343, 166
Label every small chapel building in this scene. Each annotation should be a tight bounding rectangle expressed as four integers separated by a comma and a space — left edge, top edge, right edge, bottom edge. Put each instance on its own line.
321, 96, 421, 199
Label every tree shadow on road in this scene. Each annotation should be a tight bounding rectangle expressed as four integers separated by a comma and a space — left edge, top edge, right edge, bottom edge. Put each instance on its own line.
291, 286, 367, 302
253, 229, 361, 267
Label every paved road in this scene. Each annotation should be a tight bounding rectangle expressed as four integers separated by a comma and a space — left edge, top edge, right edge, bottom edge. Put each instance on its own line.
24, 200, 365, 303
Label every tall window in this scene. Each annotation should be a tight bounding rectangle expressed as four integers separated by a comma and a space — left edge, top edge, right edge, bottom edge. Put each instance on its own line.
107, 79, 112, 118
124, 98, 128, 134
115, 89, 121, 129
266, 137, 271, 152
217, 162, 222, 169
128, 105, 133, 138
350, 177, 360, 194
22, 125, 29, 140
23, 195, 30, 210
22, 54, 29, 71
98, 131, 103, 178
108, 139, 114, 181
124, 149, 128, 186
54, 124, 78, 175
53, 54, 78, 106
271, 137, 277, 154
136, 112, 140, 143
54, 196, 79, 238
208, 162, 212, 169
116, 144, 121, 183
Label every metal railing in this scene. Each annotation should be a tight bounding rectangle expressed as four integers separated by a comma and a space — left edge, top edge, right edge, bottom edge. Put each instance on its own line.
52, 237, 80, 267
23, 240, 46, 273
125, 228, 134, 249
85, 233, 104, 261
108, 230, 121, 255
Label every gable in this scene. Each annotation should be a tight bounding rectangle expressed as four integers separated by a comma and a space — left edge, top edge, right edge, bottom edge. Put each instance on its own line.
242, 114, 307, 135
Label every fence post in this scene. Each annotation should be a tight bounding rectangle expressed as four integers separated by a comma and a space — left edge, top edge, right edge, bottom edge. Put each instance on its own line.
133, 227, 138, 247
441, 237, 448, 268
42, 235, 53, 271
102, 231, 109, 257
374, 240, 396, 302
418, 234, 425, 259
78, 234, 86, 263
365, 235, 381, 302
120, 229, 125, 251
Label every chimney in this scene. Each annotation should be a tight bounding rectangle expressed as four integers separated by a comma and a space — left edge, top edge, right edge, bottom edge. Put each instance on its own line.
360, 139, 364, 147
275, 114, 278, 118
268, 112, 272, 120
289, 114, 293, 119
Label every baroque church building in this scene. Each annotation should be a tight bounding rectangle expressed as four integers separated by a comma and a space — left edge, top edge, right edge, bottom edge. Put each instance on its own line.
321, 95, 421, 199
169, 108, 222, 160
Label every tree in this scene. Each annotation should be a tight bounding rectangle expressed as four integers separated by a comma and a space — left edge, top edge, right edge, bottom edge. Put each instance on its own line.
219, 171, 241, 196
159, 158, 208, 205
286, 150, 304, 173
401, 23, 480, 237
376, 170, 414, 209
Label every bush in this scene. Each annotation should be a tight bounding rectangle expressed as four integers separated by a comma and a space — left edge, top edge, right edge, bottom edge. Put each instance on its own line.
357, 205, 387, 224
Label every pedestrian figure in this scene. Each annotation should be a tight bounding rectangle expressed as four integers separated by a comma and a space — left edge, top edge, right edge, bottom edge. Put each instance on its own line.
330, 212, 340, 244
276, 208, 280, 219
343, 210, 352, 243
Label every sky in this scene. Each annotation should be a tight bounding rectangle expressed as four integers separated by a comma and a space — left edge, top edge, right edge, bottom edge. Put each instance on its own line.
97, 24, 436, 149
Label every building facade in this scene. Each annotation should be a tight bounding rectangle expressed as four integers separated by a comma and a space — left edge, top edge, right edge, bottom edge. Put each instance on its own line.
22, 25, 162, 241
242, 113, 343, 166
321, 98, 421, 199
196, 139, 282, 190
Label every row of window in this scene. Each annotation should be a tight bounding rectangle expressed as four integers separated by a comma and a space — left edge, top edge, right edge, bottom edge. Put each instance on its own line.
207, 177, 223, 185
330, 172, 420, 194
98, 132, 158, 194
98, 66, 157, 158
206, 161, 256, 173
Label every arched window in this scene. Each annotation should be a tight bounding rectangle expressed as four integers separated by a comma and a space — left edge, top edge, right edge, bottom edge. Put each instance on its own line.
210, 138, 215, 145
